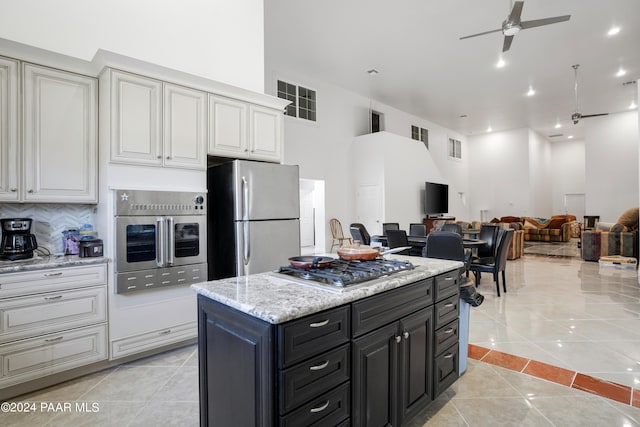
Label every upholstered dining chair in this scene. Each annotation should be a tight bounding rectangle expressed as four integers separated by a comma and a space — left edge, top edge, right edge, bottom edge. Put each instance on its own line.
441, 222, 463, 235
474, 224, 500, 264
422, 231, 471, 277
409, 223, 427, 237
382, 222, 400, 236
329, 218, 352, 251
469, 229, 514, 297
349, 223, 371, 246
385, 229, 411, 255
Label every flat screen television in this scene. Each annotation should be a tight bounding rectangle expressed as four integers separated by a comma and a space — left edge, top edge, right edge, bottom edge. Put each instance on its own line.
424, 182, 449, 217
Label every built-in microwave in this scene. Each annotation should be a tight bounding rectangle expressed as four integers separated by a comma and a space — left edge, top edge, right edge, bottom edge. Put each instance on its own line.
114, 189, 207, 294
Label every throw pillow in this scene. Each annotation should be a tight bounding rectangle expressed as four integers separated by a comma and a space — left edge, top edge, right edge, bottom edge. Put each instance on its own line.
610, 223, 628, 232
616, 208, 639, 230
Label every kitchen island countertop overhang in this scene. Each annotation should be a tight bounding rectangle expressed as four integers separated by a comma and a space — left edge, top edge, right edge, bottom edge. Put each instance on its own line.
190, 256, 463, 324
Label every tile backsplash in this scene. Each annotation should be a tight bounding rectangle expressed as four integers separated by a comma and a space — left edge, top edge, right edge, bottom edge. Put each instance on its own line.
0, 204, 96, 254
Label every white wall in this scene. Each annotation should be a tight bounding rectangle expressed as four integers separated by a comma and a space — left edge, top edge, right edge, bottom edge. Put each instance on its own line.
550, 139, 586, 215
528, 129, 552, 217
584, 111, 639, 222
0, 0, 264, 93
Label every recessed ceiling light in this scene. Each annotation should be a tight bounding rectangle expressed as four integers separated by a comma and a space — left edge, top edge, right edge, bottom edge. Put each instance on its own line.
366, 69, 379, 75
526, 87, 535, 96
496, 58, 506, 68
554, 122, 562, 129
486, 126, 492, 132
616, 68, 627, 77
568, 135, 574, 139
630, 100, 638, 110
459, 114, 468, 118
607, 26, 621, 36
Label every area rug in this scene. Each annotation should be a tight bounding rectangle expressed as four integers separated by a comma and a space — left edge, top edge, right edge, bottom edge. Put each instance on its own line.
523, 238, 581, 258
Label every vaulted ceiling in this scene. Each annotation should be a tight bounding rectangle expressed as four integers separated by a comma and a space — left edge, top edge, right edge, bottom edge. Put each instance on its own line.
265, 0, 640, 141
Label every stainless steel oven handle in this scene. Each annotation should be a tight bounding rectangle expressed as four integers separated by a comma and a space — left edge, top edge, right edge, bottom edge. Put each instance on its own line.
156, 217, 165, 268
167, 216, 175, 266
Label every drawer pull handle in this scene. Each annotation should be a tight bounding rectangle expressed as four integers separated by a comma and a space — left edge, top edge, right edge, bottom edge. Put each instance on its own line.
45, 336, 64, 343
44, 272, 63, 277
444, 303, 454, 308
444, 353, 454, 359
309, 319, 329, 328
444, 277, 454, 281
44, 295, 63, 301
444, 328, 454, 334
159, 329, 171, 335
309, 360, 329, 371
403, 331, 409, 339
309, 400, 330, 413
395, 336, 402, 343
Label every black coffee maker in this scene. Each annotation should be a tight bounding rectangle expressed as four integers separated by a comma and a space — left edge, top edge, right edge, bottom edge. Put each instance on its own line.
0, 218, 38, 260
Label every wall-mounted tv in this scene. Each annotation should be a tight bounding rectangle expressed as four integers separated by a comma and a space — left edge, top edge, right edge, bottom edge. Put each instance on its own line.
424, 182, 449, 217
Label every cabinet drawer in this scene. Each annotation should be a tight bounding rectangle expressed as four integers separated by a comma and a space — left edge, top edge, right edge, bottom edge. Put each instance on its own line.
279, 343, 350, 414
0, 324, 107, 388
351, 278, 433, 338
110, 321, 197, 360
278, 306, 350, 368
0, 285, 106, 343
279, 382, 350, 427
434, 319, 459, 356
0, 264, 107, 298
435, 295, 459, 329
434, 270, 460, 302
434, 343, 459, 398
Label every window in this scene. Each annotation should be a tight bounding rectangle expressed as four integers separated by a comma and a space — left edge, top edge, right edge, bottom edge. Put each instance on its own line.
411, 126, 429, 149
371, 111, 382, 133
448, 137, 462, 159
277, 80, 316, 122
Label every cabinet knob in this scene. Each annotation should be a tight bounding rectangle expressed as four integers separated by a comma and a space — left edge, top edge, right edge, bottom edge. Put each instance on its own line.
157, 155, 162, 159
10, 188, 17, 192
244, 149, 249, 153
403, 331, 409, 339
395, 336, 402, 343
28, 189, 34, 193
166, 156, 171, 160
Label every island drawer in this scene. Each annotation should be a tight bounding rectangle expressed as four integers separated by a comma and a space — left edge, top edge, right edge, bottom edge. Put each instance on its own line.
279, 343, 350, 414
434, 343, 459, 398
279, 381, 350, 427
434, 295, 459, 329
351, 278, 433, 338
278, 306, 350, 368
434, 269, 460, 302
434, 319, 459, 356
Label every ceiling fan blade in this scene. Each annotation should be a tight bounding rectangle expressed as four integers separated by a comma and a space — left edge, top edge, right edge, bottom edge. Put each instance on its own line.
502, 35, 514, 52
520, 15, 570, 29
581, 113, 609, 118
508, 1, 525, 24
460, 28, 502, 40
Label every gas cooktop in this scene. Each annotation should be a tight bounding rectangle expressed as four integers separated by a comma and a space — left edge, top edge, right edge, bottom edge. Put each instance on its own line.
275, 258, 415, 293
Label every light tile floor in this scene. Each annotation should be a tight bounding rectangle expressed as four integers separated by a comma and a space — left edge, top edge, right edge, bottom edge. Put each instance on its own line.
4, 251, 640, 426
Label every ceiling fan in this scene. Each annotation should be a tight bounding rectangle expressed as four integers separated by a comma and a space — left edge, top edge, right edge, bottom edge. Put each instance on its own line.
571, 64, 608, 124
460, 0, 570, 52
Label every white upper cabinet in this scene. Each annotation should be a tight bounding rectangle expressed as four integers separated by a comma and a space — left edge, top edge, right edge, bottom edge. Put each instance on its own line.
249, 104, 283, 162
164, 83, 207, 169
0, 56, 19, 202
110, 70, 163, 166
22, 63, 97, 203
208, 94, 247, 157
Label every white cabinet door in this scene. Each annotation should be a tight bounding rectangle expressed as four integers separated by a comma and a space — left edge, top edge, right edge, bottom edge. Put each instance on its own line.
208, 94, 247, 157
110, 70, 162, 166
163, 83, 207, 170
249, 104, 282, 162
22, 64, 97, 203
0, 57, 19, 202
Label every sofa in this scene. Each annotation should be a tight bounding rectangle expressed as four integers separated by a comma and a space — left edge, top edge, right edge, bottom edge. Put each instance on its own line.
581, 208, 639, 261
487, 215, 578, 242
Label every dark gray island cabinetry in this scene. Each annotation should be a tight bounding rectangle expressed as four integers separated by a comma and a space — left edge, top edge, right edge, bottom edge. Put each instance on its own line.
194, 257, 463, 426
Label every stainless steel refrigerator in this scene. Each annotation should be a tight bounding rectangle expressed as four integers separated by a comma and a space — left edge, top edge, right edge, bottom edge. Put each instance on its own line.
207, 159, 301, 279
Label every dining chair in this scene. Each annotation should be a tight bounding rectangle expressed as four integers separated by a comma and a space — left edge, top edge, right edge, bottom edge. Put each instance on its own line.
329, 218, 352, 251
422, 231, 471, 277
409, 223, 427, 237
349, 223, 371, 245
469, 229, 514, 297
441, 222, 463, 235
474, 224, 500, 264
382, 222, 400, 236
385, 229, 411, 255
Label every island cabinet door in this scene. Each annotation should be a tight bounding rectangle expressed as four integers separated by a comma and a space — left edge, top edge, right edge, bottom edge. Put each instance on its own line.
197, 296, 275, 427
352, 322, 399, 427
398, 307, 434, 425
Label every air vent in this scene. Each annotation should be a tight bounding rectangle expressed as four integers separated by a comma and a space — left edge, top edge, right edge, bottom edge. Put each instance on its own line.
548, 134, 563, 138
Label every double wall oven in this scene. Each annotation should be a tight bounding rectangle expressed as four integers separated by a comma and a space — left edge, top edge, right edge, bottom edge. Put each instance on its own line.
114, 189, 207, 294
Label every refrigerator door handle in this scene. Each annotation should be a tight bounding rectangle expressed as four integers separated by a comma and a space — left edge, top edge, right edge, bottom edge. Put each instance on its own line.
166, 216, 175, 266
156, 217, 165, 268
241, 176, 249, 221
243, 221, 250, 270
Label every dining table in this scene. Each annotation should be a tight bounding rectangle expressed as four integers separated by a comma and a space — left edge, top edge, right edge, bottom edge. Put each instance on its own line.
371, 235, 486, 252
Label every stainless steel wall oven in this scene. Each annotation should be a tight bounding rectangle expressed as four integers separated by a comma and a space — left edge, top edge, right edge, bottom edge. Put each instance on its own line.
114, 189, 207, 294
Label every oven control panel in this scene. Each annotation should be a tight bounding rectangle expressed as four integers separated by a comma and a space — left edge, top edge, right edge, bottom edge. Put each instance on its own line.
114, 189, 206, 216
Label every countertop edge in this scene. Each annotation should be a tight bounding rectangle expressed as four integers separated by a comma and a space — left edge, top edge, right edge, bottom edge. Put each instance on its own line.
0, 256, 109, 274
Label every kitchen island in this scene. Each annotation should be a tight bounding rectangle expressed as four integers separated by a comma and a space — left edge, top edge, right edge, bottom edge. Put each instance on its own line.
192, 256, 464, 426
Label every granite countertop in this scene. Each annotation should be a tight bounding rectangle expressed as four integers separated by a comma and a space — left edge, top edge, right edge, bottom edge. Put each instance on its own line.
0, 254, 108, 274
191, 256, 462, 324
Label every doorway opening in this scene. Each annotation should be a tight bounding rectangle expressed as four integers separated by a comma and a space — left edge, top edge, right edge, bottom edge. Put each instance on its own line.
299, 179, 326, 255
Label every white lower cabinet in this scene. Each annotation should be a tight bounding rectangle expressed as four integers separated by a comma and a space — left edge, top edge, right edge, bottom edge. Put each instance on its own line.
110, 321, 197, 359
0, 264, 108, 388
